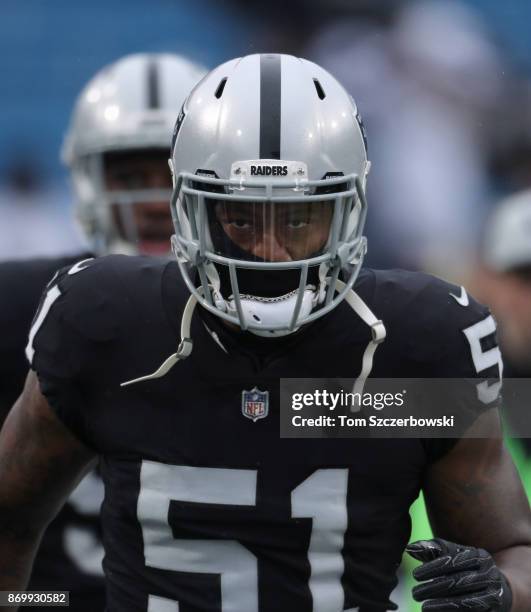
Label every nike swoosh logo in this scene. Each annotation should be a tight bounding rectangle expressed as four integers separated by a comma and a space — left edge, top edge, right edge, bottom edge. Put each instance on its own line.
68, 257, 94, 275
450, 286, 469, 307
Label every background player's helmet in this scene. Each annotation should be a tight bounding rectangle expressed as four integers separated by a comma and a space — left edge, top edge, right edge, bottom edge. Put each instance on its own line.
482, 188, 531, 272
170, 53, 370, 336
62, 53, 206, 254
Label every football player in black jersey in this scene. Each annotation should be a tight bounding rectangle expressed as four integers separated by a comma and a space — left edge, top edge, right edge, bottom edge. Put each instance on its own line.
0, 53, 205, 611
1, 54, 531, 611
473, 188, 531, 487
478, 188, 531, 382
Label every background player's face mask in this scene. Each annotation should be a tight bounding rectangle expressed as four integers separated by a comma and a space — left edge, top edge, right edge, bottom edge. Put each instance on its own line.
103, 150, 174, 256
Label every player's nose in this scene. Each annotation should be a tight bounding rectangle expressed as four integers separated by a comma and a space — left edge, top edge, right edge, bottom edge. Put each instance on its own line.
251, 231, 292, 262
134, 202, 173, 233
145, 168, 173, 190
142, 200, 170, 214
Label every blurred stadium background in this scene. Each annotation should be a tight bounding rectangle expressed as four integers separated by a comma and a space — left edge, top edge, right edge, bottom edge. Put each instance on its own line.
2, 0, 531, 270
2, 1, 531, 610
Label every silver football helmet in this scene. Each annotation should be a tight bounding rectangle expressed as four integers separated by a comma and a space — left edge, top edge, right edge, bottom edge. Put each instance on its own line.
62, 53, 206, 254
170, 53, 370, 336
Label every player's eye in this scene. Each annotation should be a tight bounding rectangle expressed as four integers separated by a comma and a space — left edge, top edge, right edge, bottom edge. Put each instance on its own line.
114, 172, 145, 189
228, 219, 252, 229
287, 219, 309, 229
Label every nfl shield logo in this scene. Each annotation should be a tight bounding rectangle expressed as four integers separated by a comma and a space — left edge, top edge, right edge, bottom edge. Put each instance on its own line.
242, 387, 269, 422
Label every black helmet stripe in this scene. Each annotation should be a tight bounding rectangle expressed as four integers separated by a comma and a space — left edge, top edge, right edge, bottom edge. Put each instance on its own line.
259, 54, 282, 160
147, 58, 161, 109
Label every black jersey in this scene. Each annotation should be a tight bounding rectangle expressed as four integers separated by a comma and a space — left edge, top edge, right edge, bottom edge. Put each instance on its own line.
28, 256, 501, 612
0, 253, 105, 612
0, 253, 91, 413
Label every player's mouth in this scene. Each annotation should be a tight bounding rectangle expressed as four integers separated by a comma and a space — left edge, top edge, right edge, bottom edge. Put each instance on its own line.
137, 238, 171, 255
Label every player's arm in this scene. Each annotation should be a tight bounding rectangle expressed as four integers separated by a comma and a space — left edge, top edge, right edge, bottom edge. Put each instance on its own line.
0, 371, 95, 596
417, 409, 531, 611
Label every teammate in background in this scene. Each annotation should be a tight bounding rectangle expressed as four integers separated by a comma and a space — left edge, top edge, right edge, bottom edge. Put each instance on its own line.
404, 190, 531, 611
473, 190, 531, 489
478, 190, 531, 381
1, 54, 530, 611
0, 53, 205, 611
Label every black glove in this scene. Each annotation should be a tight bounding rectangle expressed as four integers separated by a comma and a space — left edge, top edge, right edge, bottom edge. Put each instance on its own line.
406, 538, 513, 611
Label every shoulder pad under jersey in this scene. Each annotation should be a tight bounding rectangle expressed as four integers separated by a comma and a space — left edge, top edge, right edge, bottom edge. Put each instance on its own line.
27, 255, 170, 379
371, 269, 501, 381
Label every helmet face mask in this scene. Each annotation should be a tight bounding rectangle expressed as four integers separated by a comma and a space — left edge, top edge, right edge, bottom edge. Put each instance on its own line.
62, 53, 206, 255
171, 166, 367, 335
103, 149, 175, 255
170, 54, 369, 336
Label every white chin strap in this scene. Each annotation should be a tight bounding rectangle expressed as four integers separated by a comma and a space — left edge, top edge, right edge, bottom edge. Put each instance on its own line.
121, 279, 386, 397
120, 294, 197, 387
333, 279, 386, 411
227, 289, 316, 338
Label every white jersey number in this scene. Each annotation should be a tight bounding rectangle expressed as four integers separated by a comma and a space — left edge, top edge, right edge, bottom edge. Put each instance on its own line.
25, 258, 93, 363
463, 314, 503, 404
138, 462, 350, 612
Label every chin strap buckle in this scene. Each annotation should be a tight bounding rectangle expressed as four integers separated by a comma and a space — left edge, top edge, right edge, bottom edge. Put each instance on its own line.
177, 338, 193, 359
371, 320, 386, 344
